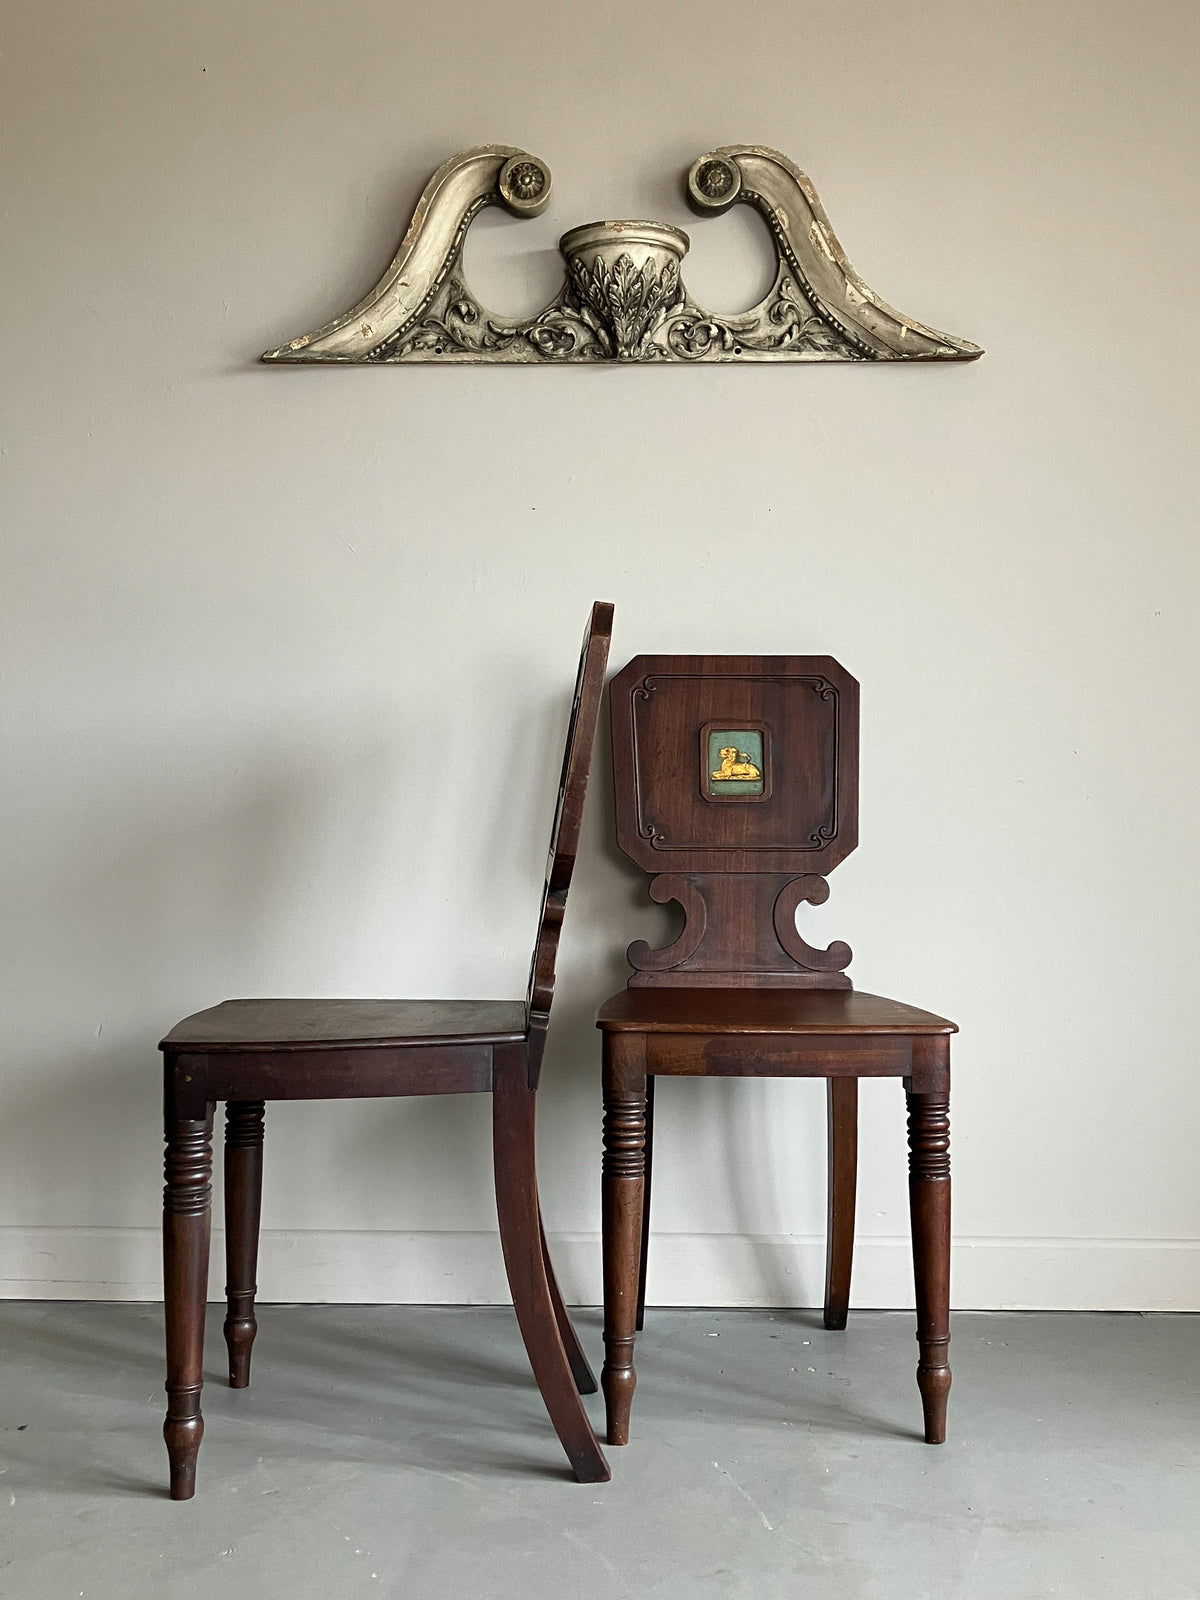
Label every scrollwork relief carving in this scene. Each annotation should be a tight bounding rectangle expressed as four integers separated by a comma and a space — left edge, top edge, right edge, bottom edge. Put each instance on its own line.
626, 875, 708, 974
772, 876, 853, 973
262, 144, 981, 366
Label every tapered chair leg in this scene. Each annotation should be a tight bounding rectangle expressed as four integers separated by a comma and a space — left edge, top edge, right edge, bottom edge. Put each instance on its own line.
492, 1053, 609, 1483
635, 1075, 654, 1333
823, 1077, 858, 1330
163, 1106, 214, 1500
539, 1207, 598, 1394
600, 1039, 646, 1446
907, 1088, 952, 1443
223, 1100, 265, 1388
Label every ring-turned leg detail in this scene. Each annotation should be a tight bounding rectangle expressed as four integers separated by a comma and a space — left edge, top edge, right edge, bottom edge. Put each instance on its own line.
907, 1090, 951, 1443
223, 1100, 265, 1388
601, 1061, 646, 1446
163, 1108, 214, 1500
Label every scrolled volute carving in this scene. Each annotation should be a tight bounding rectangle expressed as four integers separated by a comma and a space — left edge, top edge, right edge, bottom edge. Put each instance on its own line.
626, 872, 853, 989
627, 875, 708, 973
773, 876, 853, 974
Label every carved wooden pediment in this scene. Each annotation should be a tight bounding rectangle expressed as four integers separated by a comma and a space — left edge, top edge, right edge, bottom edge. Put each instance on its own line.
262, 145, 981, 366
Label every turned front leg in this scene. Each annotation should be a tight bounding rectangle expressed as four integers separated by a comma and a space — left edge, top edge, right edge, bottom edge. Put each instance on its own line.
163, 1106, 214, 1499
601, 1038, 647, 1446
907, 1088, 951, 1443
223, 1100, 265, 1388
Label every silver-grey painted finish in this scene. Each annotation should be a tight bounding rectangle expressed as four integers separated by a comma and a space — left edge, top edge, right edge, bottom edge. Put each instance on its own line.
262, 145, 982, 365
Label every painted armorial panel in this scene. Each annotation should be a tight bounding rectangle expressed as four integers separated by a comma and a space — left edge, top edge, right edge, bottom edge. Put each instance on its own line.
262, 145, 982, 366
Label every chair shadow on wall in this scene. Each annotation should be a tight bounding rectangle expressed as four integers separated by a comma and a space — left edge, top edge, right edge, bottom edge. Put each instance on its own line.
0, 701, 399, 1399
2, 748, 383, 1292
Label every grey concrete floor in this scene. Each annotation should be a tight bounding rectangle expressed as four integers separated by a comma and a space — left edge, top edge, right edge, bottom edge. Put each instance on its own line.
0, 1304, 1196, 1599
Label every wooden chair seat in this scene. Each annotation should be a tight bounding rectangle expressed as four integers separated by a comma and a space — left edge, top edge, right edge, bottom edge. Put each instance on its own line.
162, 1001, 533, 1103
163, 998, 529, 1050
597, 989, 954, 1036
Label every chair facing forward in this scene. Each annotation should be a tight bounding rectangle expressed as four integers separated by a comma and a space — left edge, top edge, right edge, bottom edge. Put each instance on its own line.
597, 653, 957, 1449
160, 603, 613, 1498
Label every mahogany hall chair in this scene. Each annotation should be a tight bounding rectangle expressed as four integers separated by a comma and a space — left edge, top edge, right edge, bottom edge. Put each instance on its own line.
159, 603, 613, 1498
597, 655, 956, 1448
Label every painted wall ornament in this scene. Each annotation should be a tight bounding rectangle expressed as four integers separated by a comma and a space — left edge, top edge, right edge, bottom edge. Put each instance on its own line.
261, 144, 981, 366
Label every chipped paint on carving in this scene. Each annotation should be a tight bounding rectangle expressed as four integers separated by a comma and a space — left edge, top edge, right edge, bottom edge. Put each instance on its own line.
811, 221, 836, 261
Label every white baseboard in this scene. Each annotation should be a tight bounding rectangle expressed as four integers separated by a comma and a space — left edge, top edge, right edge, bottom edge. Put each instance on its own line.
1, 1227, 1197, 1310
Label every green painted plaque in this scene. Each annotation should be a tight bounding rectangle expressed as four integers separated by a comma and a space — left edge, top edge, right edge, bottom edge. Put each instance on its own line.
705, 728, 765, 798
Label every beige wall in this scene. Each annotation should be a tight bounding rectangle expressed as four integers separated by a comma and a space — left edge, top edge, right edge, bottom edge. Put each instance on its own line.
3, 0, 1198, 1307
